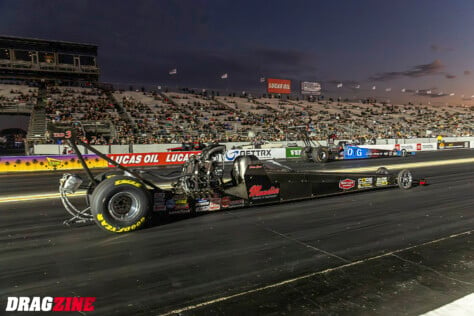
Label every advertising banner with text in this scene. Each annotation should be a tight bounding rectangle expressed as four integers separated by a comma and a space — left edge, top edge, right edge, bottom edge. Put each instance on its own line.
301, 81, 321, 95
106, 151, 201, 167
267, 78, 291, 94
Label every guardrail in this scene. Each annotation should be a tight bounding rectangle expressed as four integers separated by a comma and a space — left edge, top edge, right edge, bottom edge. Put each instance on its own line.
32, 137, 474, 155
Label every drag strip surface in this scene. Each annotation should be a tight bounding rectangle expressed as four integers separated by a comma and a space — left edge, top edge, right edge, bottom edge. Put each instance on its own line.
1, 150, 474, 315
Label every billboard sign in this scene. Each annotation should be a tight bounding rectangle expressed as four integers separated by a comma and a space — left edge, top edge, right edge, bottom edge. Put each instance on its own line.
106, 151, 201, 167
301, 81, 321, 95
267, 78, 291, 94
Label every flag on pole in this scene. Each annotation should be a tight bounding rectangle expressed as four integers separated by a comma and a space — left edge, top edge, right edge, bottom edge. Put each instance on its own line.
336, 83, 343, 88
259, 77, 265, 83
221, 73, 228, 79
372, 85, 376, 90
169, 68, 177, 75
401, 88, 406, 92
385, 88, 392, 92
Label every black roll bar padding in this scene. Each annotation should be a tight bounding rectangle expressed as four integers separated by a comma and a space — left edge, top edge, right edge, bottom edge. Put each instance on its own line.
68, 138, 162, 191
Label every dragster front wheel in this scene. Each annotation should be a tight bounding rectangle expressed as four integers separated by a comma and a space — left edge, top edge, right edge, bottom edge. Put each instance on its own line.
397, 169, 413, 190
90, 176, 151, 233
300, 146, 313, 162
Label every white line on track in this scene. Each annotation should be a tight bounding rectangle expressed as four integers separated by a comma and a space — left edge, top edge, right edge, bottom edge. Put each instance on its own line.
157, 230, 473, 316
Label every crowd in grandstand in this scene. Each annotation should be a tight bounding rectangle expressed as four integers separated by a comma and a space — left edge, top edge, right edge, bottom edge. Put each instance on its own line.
0, 84, 37, 110
2, 83, 473, 146
43, 87, 474, 144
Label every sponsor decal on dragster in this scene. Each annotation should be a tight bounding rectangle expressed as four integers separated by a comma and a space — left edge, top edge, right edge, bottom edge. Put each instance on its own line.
154, 192, 166, 201
344, 146, 398, 159
221, 196, 230, 208
196, 199, 210, 212
153, 204, 166, 212
228, 199, 245, 208
358, 177, 373, 188
343, 147, 369, 159
5, 296, 95, 312
209, 198, 221, 211
174, 198, 189, 210
376, 177, 389, 187
339, 178, 355, 190
248, 185, 280, 200
153, 193, 167, 212
165, 199, 176, 210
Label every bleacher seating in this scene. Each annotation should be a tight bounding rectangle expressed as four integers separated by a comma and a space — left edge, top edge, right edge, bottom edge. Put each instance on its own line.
4, 84, 470, 145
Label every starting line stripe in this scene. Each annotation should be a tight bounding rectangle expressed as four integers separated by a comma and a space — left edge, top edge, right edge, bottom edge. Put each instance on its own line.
0, 192, 87, 203
0, 184, 174, 204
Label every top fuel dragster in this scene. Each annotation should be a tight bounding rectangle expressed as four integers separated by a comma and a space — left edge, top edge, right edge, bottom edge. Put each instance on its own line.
56, 129, 425, 233
294, 127, 415, 163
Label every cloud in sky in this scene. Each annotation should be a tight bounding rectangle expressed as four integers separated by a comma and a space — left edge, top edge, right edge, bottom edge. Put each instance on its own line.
369, 60, 444, 81
430, 44, 453, 52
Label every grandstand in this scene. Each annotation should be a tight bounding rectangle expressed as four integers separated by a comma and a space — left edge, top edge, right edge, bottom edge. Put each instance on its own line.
1, 82, 473, 155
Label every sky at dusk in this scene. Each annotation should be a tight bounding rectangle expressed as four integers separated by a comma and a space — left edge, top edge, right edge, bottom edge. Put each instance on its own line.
1, 0, 474, 104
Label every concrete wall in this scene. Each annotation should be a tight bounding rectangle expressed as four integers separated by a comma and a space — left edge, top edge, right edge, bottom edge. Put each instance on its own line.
32, 137, 474, 155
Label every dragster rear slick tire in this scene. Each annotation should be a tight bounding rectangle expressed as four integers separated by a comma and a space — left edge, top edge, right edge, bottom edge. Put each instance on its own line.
90, 176, 151, 233
313, 147, 329, 163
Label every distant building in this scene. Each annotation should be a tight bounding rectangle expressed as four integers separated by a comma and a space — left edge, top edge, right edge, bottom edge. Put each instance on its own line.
0, 35, 99, 83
